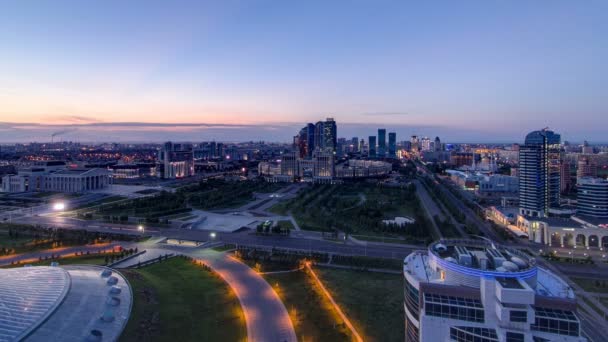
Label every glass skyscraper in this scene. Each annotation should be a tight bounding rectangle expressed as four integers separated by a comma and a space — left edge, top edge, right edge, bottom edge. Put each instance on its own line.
368, 136, 377, 158
377, 129, 386, 158
388, 132, 396, 158
519, 129, 561, 217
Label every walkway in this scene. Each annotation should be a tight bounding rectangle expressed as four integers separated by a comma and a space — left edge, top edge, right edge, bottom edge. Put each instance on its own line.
114, 244, 297, 342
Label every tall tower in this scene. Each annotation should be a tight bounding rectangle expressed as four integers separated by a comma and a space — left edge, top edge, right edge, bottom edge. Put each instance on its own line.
377, 129, 386, 158
388, 132, 397, 158
518, 128, 561, 218
368, 136, 377, 158
322, 118, 337, 153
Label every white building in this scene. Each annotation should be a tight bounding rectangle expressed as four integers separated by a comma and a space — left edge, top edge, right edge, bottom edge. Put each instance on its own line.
577, 177, 608, 219
404, 240, 586, 342
157, 142, 194, 179
516, 215, 608, 249
2, 165, 110, 193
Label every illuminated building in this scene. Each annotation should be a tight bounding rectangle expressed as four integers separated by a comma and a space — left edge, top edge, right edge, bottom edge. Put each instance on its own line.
157, 142, 194, 179
518, 129, 561, 218
577, 177, 608, 219
404, 240, 586, 342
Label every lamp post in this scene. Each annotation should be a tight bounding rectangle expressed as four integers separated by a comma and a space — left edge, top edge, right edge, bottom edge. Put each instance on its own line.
138, 225, 144, 235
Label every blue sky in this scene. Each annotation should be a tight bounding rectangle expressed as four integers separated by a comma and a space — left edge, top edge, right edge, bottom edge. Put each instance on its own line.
0, 1, 606, 142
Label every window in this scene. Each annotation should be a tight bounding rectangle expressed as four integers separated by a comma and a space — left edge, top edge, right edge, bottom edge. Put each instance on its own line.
510, 310, 527, 323
531, 307, 580, 337
404, 278, 420, 318
424, 294, 484, 323
450, 326, 498, 342
405, 315, 419, 342
506, 332, 525, 342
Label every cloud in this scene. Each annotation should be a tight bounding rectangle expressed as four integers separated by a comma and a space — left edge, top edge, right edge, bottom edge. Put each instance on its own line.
360, 112, 410, 117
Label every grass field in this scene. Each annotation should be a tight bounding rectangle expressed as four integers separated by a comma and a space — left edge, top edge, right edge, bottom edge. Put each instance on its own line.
269, 183, 431, 242
120, 257, 246, 342
316, 268, 404, 342
265, 267, 403, 342
264, 271, 353, 342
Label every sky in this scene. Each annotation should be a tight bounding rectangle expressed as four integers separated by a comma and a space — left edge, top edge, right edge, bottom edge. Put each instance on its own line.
0, 1, 607, 143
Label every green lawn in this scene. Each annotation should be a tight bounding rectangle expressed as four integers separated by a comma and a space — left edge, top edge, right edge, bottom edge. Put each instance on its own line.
264, 267, 404, 342
272, 183, 431, 242
2, 252, 122, 268
120, 257, 246, 342
264, 271, 353, 342
316, 268, 404, 342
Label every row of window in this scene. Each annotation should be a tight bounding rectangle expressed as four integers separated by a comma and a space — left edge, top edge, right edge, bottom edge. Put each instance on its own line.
424, 293, 484, 308
426, 302, 485, 323
509, 310, 527, 323
404, 279, 420, 318
405, 315, 419, 342
449, 326, 498, 342
531, 317, 579, 337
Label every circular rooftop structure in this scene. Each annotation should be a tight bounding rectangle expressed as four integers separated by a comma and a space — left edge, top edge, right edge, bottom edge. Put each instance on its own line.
429, 239, 537, 280
0, 267, 70, 341
0, 265, 132, 342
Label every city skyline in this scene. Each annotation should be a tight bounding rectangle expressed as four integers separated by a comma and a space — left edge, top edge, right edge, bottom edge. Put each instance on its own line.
1, 1, 607, 143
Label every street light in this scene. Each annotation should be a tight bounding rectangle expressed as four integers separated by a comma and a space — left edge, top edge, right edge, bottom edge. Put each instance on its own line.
53, 202, 65, 211
138, 225, 144, 234
210, 232, 216, 239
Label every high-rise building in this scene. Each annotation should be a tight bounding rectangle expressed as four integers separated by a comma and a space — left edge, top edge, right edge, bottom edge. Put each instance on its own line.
582, 140, 594, 154
323, 118, 337, 153
577, 177, 608, 219
411, 135, 419, 153
368, 136, 377, 158
434, 136, 442, 152
312, 118, 337, 153
560, 161, 573, 194
421, 137, 432, 152
404, 240, 585, 342
351, 137, 359, 153
157, 142, 194, 179
388, 132, 397, 158
518, 129, 561, 218
377, 129, 386, 158
577, 157, 597, 181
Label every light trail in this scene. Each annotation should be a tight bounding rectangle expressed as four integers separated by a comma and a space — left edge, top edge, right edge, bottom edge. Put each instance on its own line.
305, 262, 364, 342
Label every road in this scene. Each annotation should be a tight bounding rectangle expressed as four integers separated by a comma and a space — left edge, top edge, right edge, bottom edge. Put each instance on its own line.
414, 179, 444, 239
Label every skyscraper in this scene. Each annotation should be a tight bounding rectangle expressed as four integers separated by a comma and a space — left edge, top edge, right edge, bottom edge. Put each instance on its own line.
577, 157, 598, 181
323, 118, 337, 153
518, 129, 561, 218
368, 136, 377, 158
434, 136, 442, 152
294, 123, 315, 159
313, 118, 337, 153
388, 132, 396, 158
377, 129, 386, 158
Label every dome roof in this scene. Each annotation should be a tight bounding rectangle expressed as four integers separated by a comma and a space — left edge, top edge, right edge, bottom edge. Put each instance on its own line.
0, 267, 70, 341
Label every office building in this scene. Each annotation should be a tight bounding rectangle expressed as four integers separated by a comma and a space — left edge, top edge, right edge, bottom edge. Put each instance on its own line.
312, 118, 337, 153
388, 132, 397, 158
421, 137, 432, 152
577, 157, 597, 181
377, 129, 386, 158
577, 177, 608, 219
312, 150, 334, 182
518, 129, 561, 218
157, 142, 194, 179
404, 239, 586, 342
411, 135, 419, 153
368, 136, 377, 158
560, 162, 573, 194
582, 141, 594, 155
294, 124, 315, 159
434, 136, 442, 152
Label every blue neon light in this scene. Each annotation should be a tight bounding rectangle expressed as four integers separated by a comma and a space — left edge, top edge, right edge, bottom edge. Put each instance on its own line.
430, 253, 537, 279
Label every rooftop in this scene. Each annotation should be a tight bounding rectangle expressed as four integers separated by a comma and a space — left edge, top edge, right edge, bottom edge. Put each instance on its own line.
0, 265, 132, 342
404, 239, 574, 299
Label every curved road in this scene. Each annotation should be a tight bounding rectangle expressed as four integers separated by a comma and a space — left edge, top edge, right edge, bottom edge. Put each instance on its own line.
42, 243, 298, 342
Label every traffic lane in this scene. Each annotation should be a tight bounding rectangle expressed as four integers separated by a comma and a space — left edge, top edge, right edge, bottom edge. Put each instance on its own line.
0, 242, 126, 266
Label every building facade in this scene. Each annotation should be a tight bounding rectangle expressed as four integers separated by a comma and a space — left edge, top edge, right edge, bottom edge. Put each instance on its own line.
577, 177, 608, 219
368, 136, 377, 158
377, 129, 386, 158
2, 167, 110, 193
519, 129, 561, 218
157, 142, 194, 179
404, 240, 586, 342
388, 132, 397, 158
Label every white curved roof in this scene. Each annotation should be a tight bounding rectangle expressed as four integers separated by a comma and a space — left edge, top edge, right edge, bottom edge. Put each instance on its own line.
0, 267, 70, 341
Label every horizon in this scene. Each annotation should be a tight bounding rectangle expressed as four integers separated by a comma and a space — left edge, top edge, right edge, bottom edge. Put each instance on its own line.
1, 1, 607, 143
